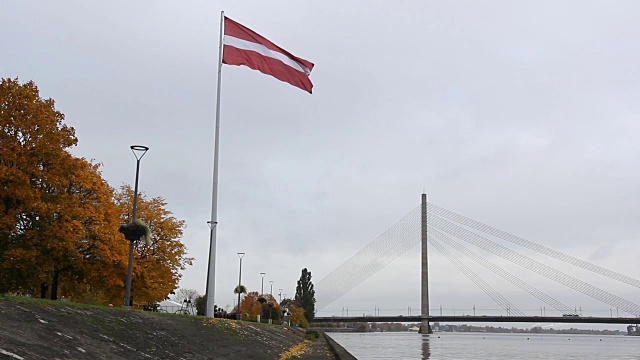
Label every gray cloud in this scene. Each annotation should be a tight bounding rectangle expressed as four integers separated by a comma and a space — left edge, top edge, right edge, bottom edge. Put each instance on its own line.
3, 1, 640, 327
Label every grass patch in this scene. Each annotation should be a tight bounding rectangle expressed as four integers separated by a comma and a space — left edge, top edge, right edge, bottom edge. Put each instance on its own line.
0, 295, 126, 311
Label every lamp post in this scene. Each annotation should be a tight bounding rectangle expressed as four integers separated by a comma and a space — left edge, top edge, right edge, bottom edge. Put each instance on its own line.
260, 272, 266, 295
278, 289, 283, 302
237, 252, 245, 318
269, 280, 274, 297
124, 145, 149, 307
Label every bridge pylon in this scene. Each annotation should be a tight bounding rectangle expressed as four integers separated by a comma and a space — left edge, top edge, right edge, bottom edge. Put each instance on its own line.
419, 193, 432, 334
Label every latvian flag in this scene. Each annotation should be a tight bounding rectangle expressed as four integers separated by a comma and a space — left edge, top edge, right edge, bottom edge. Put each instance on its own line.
223, 17, 315, 93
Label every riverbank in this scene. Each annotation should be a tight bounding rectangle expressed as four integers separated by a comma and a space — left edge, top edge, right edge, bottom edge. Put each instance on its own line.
0, 296, 336, 359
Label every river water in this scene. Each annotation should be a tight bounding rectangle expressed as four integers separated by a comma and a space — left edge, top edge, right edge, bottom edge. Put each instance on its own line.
328, 332, 640, 359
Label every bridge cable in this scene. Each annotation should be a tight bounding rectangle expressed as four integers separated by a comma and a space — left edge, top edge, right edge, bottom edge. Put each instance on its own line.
428, 213, 640, 316
429, 234, 525, 316
427, 202, 640, 289
428, 213, 640, 315
428, 228, 574, 315
314, 202, 640, 315
314, 206, 421, 311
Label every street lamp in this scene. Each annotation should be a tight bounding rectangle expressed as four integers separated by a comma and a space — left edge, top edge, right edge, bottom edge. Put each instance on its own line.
237, 252, 245, 318
278, 289, 283, 302
124, 145, 149, 307
269, 280, 274, 297
260, 272, 266, 295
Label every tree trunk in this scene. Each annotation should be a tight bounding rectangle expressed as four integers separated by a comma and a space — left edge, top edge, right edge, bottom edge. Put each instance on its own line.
50, 265, 73, 301
50, 270, 60, 300
40, 282, 48, 299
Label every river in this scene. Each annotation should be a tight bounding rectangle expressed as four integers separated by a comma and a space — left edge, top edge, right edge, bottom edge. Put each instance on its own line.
328, 332, 640, 359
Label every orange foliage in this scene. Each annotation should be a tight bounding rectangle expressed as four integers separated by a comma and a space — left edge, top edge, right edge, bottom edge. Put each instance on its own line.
0, 78, 124, 300
113, 185, 193, 305
289, 305, 309, 328
0, 78, 192, 306
239, 291, 263, 321
239, 292, 285, 322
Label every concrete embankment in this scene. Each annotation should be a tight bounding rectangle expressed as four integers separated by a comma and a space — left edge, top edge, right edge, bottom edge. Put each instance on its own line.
324, 333, 358, 360
0, 296, 333, 359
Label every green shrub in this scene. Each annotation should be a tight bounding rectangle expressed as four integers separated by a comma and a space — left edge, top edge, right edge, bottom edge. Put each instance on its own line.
305, 329, 319, 340
195, 295, 206, 316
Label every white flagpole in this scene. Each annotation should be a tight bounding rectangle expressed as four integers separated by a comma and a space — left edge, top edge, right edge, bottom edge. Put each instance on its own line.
205, 10, 225, 317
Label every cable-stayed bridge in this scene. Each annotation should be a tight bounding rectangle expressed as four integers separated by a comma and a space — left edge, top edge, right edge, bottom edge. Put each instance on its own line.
312, 195, 640, 331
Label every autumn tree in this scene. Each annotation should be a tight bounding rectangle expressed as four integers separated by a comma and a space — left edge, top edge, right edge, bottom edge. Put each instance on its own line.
289, 305, 309, 328
239, 291, 263, 321
0, 78, 193, 306
113, 185, 193, 305
239, 292, 284, 323
261, 294, 284, 323
0, 77, 76, 295
295, 268, 316, 323
0, 78, 128, 301
61, 183, 193, 305
41, 157, 127, 302
263, 298, 284, 323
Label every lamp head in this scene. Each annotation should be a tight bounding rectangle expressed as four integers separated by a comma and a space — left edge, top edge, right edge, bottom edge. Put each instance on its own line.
130, 145, 149, 160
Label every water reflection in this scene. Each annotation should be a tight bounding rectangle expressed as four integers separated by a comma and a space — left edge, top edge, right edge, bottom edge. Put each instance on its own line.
422, 334, 431, 359
329, 332, 640, 359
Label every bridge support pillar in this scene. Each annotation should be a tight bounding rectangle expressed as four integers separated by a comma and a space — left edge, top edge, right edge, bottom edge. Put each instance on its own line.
420, 193, 432, 334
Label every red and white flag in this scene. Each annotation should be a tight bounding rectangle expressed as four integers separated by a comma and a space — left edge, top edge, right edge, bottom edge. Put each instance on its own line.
223, 17, 314, 93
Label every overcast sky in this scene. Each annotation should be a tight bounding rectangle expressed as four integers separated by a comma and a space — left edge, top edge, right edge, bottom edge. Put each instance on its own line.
3, 1, 640, 327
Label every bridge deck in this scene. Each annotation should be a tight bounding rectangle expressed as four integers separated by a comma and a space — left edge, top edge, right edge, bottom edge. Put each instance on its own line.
313, 316, 640, 324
